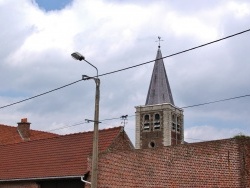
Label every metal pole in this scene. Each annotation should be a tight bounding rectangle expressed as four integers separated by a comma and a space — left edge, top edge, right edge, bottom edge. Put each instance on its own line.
91, 78, 100, 188
70, 52, 100, 187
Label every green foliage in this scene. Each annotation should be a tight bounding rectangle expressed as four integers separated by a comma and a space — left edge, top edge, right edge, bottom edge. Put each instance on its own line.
233, 133, 250, 139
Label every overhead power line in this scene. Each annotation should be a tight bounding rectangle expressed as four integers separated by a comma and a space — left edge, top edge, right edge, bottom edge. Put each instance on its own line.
63, 93, 250, 130
0, 79, 82, 109
47, 90, 250, 131
0, 28, 250, 110
0, 113, 208, 144
98, 28, 250, 77
181, 94, 250, 109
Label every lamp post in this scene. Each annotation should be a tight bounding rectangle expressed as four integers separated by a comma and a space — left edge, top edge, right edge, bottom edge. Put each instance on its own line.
71, 52, 100, 188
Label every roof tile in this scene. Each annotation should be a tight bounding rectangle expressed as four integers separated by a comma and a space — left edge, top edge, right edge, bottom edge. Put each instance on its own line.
0, 124, 57, 145
0, 126, 122, 180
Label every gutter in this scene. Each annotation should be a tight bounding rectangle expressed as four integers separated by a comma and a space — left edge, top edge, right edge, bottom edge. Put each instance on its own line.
0, 175, 85, 182
81, 176, 91, 185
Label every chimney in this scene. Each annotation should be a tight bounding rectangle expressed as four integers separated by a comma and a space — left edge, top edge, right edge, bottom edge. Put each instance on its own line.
17, 118, 31, 141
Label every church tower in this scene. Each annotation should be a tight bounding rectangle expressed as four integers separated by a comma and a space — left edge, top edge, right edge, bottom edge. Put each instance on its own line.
135, 43, 184, 149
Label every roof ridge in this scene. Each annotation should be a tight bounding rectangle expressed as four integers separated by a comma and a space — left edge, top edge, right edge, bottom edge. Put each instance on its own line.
0, 126, 123, 147
61, 126, 123, 138
0, 124, 16, 128
0, 124, 55, 134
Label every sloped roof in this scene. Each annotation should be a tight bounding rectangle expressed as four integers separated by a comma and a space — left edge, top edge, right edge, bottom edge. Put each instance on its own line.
145, 47, 174, 105
0, 126, 123, 181
0, 124, 57, 145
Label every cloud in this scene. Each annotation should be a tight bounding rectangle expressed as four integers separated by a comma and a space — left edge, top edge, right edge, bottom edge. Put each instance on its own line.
185, 125, 247, 143
0, 0, 250, 144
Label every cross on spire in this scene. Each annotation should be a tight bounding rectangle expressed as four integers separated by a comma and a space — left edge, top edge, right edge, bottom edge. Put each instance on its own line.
156, 36, 163, 48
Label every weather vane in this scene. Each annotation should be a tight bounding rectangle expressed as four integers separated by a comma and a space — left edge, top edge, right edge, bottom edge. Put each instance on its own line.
155, 36, 163, 48
120, 115, 128, 128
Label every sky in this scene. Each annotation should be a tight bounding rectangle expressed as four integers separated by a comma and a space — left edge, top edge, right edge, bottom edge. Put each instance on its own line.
35, 0, 72, 11
0, 0, 250, 144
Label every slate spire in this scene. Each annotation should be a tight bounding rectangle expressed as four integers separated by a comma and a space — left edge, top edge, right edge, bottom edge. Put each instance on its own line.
145, 46, 174, 105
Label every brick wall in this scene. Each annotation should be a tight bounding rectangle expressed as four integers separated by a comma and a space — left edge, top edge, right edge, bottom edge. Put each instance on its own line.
85, 128, 134, 188
0, 182, 39, 188
237, 137, 250, 187
97, 137, 250, 187
107, 128, 134, 152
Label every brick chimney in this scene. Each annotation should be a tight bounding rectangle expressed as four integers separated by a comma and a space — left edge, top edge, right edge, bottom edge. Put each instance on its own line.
17, 118, 31, 141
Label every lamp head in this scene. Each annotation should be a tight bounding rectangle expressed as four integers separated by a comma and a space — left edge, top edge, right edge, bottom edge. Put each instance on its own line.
71, 52, 85, 61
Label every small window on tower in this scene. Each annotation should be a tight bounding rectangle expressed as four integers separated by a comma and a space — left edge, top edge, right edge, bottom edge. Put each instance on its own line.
149, 141, 156, 148
172, 123, 176, 131
144, 114, 150, 121
143, 114, 150, 131
177, 124, 180, 132
143, 123, 150, 131
153, 113, 161, 130
172, 114, 176, 131
155, 114, 160, 120
177, 117, 181, 132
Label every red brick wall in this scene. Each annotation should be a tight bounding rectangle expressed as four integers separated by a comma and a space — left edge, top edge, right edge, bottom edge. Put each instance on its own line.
237, 137, 250, 187
245, 139, 250, 186
107, 128, 134, 152
171, 131, 182, 145
85, 128, 134, 188
97, 138, 250, 188
0, 182, 39, 188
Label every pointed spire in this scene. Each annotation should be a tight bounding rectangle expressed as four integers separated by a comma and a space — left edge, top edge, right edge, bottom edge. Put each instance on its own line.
145, 46, 174, 105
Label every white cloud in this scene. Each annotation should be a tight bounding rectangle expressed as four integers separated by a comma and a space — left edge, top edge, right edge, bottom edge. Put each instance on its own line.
227, 1, 250, 18
185, 125, 247, 143
166, 12, 219, 41
0, 0, 250, 144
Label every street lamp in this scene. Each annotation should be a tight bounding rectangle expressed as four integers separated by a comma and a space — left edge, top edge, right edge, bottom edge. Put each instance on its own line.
71, 52, 100, 188
71, 52, 99, 77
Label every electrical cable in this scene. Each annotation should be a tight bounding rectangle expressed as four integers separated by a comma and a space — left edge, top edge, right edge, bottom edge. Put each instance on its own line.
0, 111, 246, 144
0, 79, 83, 109
0, 28, 250, 109
181, 94, 250, 109
52, 92, 249, 140
1, 91, 249, 142
98, 28, 250, 77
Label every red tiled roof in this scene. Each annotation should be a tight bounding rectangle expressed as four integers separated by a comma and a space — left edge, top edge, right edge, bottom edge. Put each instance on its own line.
0, 124, 57, 145
0, 126, 123, 181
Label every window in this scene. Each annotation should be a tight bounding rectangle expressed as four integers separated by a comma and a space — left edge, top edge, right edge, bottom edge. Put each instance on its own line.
153, 113, 161, 130
143, 123, 150, 131
172, 114, 176, 131
143, 114, 150, 131
155, 114, 160, 120
144, 114, 150, 121
177, 117, 181, 132
149, 141, 156, 148
172, 114, 181, 132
